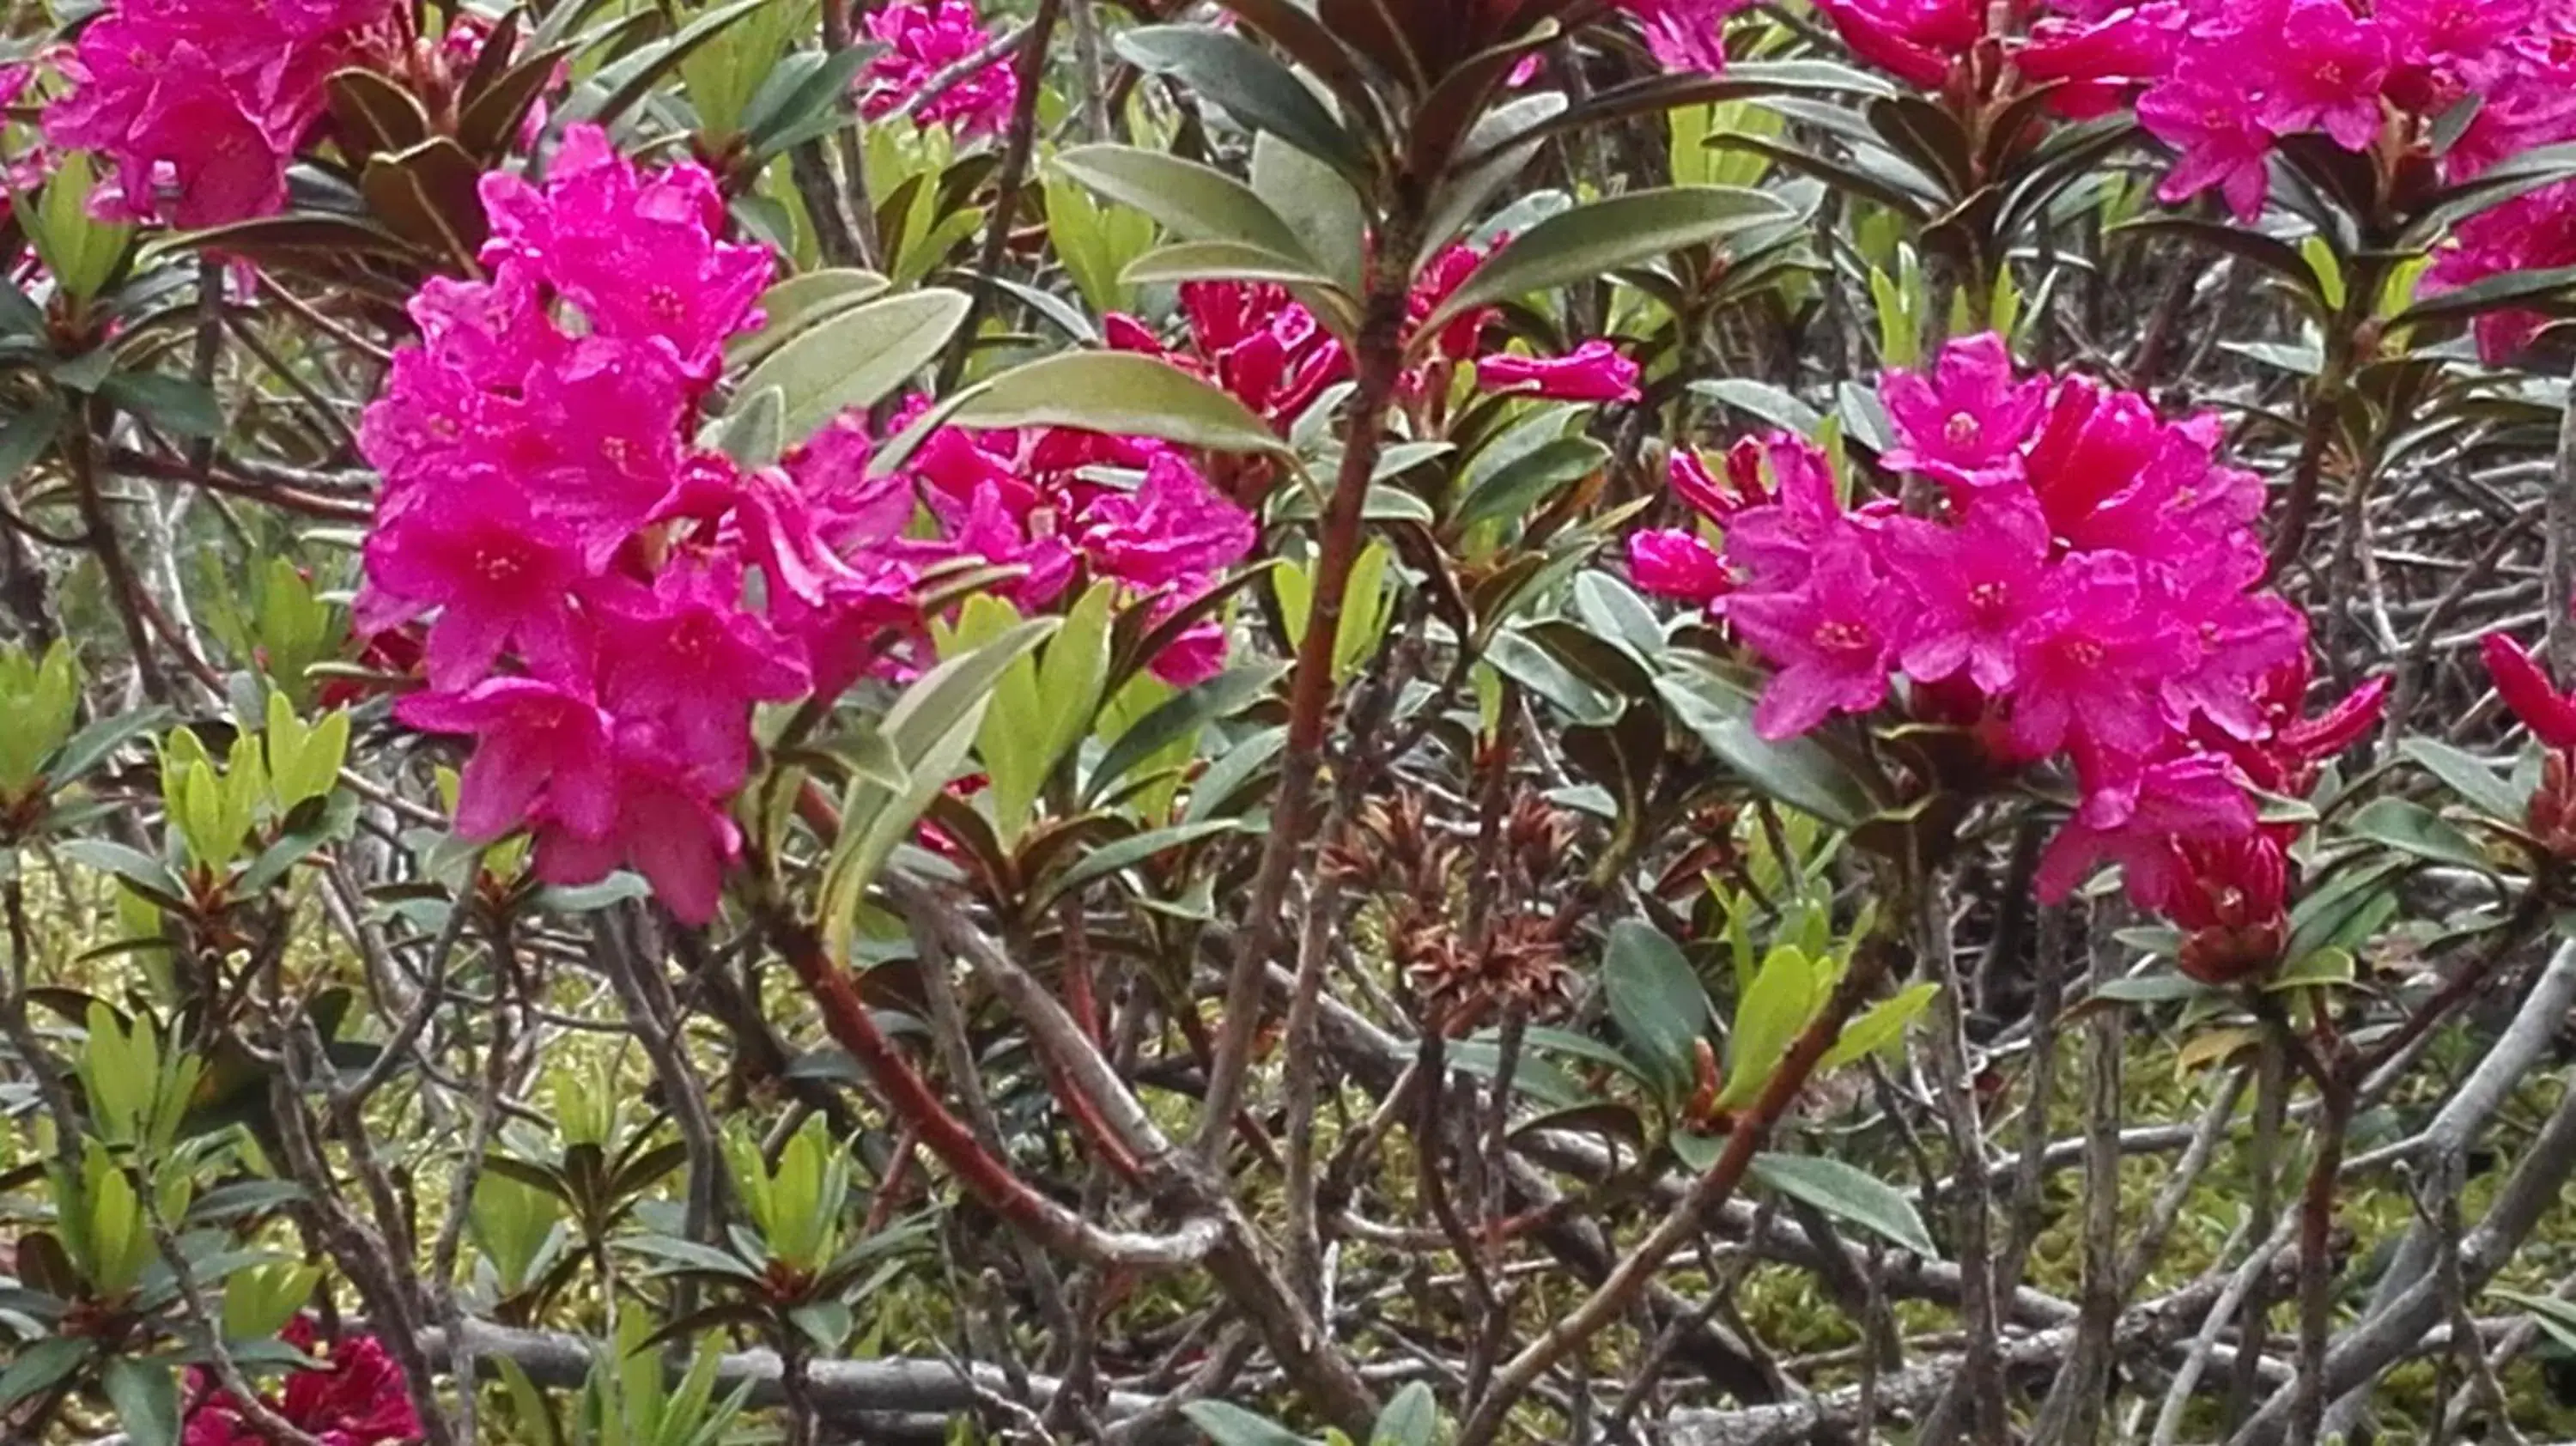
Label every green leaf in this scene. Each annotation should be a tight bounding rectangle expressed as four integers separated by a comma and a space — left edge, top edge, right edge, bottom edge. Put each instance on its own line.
0, 1337, 88, 1413
732, 289, 972, 449
1120, 240, 1335, 289
1182, 1400, 1319, 1446
1455, 435, 1607, 532
1252, 131, 1368, 295
621, 1234, 768, 1282
569, 0, 773, 130
1690, 378, 1823, 435
1371, 1382, 1441, 1446
1485, 628, 1621, 726
1718, 945, 1820, 1110
1749, 1153, 1940, 1257
100, 374, 223, 440
1425, 185, 1797, 338
726, 268, 890, 370
946, 351, 1289, 455
1052, 143, 1321, 270
817, 620, 1058, 958
1033, 820, 1245, 913
709, 385, 787, 468
2402, 738, 2526, 822
1115, 27, 1368, 180
1819, 981, 1937, 1072
2344, 795, 2494, 872
2395, 264, 2576, 328
1602, 920, 1713, 1097
1087, 663, 1283, 805
1656, 660, 1880, 828
55, 839, 189, 906
0, 398, 64, 489
101, 1357, 181, 1446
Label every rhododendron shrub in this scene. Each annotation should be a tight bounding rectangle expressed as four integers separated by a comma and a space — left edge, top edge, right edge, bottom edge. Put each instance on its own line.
22, 0, 2576, 1443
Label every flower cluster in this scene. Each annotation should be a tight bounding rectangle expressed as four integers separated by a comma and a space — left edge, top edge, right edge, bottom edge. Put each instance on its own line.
2140, 0, 2575, 229
899, 410, 1260, 686
1632, 334, 2383, 981
43, 0, 398, 227
183, 1321, 418, 1446
368, 126, 1262, 920
364, 126, 823, 923
858, 0, 1019, 137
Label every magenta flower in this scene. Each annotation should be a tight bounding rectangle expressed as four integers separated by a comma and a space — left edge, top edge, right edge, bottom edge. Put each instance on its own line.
1722, 536, 1908, 739
593, 562, 813, 781
479, 127, 772, 383
43, 0, 394, 227
2005, 553, 2196, 770
184, 1321, 420, 1446
531, 723, 746, 926
1076, 453, 1259, 590
2255, 0, 2393, 150
859, 1, 1019, 137
1879, 333, 2049, 488
1618, 0, 1758, 73
359, 488, 590, 690
2138, 73, 2275, 222
2020, 377, 2166, 544
1813, 0, 1984, 87
1713, 432, 1847, 592
2483, 632, 2576, 749
1629, 529, 1732, 608
396, 678, 621, 843
2036, 751, 2257, 907
1476, 340, 1643, 404
1882, 492, 2052, 692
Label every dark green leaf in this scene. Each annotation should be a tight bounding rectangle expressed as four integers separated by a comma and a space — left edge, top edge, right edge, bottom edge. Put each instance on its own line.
1455, 435, 1607, 531
945, 352, 1288, 455
1656, 659, 1880, 828
1602, 920, 1712, 1096
1085, 664, 1284, 804
100, 374, 222, 440
1115, 27, 1368, 179
2402, 738, 2526, 821
1425, 185, 1801, 337
1749, 1153, 1939, 1257
2345, 796, 2494, 872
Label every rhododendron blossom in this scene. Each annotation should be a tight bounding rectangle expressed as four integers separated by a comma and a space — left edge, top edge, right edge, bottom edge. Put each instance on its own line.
1476, 340, 1643, 404
184, 1321, 419, 1446
364, 126, 1269, 920
859, 0, 1019, 137
44, 0, 399, 226
1633, 335, 2379, 971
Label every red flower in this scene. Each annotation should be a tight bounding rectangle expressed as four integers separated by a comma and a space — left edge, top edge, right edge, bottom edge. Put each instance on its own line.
184, 1320, 421, 1446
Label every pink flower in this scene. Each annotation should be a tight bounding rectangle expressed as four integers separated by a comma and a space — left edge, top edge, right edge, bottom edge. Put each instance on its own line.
1713, 433, 1848, 592
1882, 492, 2052, 692
532, 723, 746, 926
398, 677, 621, 842
1722, 535, 1907, 738
359, 483, 590, 690
2020, 377, 2166, 543
1077, 453, 1258, 590
2482, 632, 2576, 749
1879, 333, 2050, 487
1619, 0, 1757, 72
1476, 340, 1642, 404
478, 127, 773, 383
2253, 0, 2392, 150
2036, 751, 2257, 906
184, 1321, 420, 1446
1629, 529, 1732, 607
592, 562, 813, 781
2139, 72, 2275, 222
43, 0, 395, 228
2006, 552, 2196, 771
859, 1, 1019, 137
1813, 0, 1984, 86
2018, 4, 2184, 117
